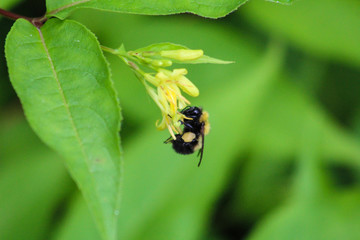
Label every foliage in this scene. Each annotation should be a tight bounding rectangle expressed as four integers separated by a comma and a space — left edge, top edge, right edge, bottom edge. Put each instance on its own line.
6, 18, 122, 240
1, 0, 360, 240
46, 0, 249, 19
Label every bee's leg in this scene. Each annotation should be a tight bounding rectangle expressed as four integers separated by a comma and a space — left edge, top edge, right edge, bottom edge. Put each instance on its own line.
180, 106, 191, 113
164, 136, 173, 144
179, 120, 194, 130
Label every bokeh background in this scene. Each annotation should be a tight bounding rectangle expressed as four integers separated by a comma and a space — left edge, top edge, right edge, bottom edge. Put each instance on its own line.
1, 0, 360, 239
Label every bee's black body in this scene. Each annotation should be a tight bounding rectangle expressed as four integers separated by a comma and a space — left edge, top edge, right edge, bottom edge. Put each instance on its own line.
165, 106, 209, 167
181, 106, 204, 133
171, 133, 200, 155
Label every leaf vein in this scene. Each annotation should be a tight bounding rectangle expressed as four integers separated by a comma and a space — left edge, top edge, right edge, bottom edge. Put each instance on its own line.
36, 27, 104, 224
36, 28, 87, 159
47, 0, 91, 15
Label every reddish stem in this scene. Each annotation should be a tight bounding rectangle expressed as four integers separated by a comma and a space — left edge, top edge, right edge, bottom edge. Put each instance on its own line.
0, 8, 31, 21
0, 8, 46, 28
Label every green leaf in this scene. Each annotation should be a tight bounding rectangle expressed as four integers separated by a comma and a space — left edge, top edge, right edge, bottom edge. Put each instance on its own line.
231, 153, 292, 221
0, 0, 24, 9
249, 190, 360, 240
54, 194, 101, 240
248, 122, 360, 240
133, 42, 233, 64
5, 19, 122, 240
266, 0, 292, 4
0, 116, 73, 240
250, 80, 360, 167
230, 78, 360, 222
242, 0, 360, 68
46, 0, 248, 19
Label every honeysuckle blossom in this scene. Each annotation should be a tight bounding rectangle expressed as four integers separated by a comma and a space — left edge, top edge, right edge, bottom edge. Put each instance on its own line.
144, 68, 199, 139
101, 43, 230, 139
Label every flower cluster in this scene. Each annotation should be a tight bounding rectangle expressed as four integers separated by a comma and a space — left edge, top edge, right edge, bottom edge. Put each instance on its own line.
101, 43, 226, 139
144, 68, 199, 139
113, 47, 205, 139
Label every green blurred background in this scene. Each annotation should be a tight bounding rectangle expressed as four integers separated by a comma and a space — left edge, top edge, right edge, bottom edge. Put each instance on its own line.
1, 0, 360, 239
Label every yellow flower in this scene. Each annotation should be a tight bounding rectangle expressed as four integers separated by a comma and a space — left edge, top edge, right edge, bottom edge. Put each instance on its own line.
156, 68, 199, 97
143, 68, 200, 139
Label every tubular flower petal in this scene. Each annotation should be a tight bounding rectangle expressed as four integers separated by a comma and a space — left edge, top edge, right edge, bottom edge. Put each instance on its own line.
141, 68, 200, 139
144, 84, 166, 112
172, 68, 188, 75
155, 70, 170, 82
156, 114, 167, 130
160, 49, 204, 61
176, 75, 199, 97
161, 84, 178, 117
144, 73, 160, 86
157, 86, 171, 114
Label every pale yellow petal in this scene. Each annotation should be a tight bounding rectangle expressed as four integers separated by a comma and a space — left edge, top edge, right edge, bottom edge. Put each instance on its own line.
172, 68, 188, 76
176, 75, 199, 97
157, 86, 170, 113
164, 86, 178, 116
156, 115, 167, 130
156, 71, 169, 82
160, 49, 204, 61
144, 73, 160, 86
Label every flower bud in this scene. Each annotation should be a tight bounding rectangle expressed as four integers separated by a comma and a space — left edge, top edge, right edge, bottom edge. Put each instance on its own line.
176, 75, 199, 97
173, 68, 188, 75
141, 51, 156, 57
160, 49, 204, 61
150, 59, 173, 67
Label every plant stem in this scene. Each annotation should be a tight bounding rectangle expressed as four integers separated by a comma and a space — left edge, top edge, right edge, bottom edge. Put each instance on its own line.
0, 8, 32, 21
101, 45, 120, 55
0, 8, 47, 27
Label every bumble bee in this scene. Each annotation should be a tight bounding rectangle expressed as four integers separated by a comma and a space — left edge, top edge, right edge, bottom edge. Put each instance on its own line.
164, 106, 210, 167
